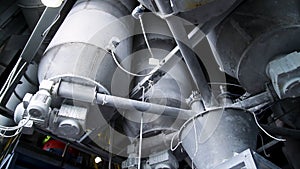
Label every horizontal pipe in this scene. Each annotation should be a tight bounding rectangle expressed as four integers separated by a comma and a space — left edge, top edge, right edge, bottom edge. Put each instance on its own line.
232, 91, 273, 110
55, 81, 193, 119
95, 93, 193, 120
57, 81, 96, 103
261, 125, 300, 140
257, 140, 279, 153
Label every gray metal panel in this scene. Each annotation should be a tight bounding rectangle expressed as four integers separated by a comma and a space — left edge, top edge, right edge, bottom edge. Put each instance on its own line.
214, 149, 281, 169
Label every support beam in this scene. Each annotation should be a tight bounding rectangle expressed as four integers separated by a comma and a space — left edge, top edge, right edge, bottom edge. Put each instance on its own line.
232, 91, 274, 110
20, 4, 66, 62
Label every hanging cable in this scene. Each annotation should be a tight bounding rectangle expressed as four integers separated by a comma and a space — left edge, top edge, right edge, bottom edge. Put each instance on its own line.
138, 114, 143, 169
137, 86, 146, 169
139, 15, 154, 59
0, 114, 30, 138
251, 111, 286, 142
0, 57, 26, 102
42, 14, 61, 37
0, 133, 21, 168
259, 134, 271, 157
170, 131, 182, 151
191, 117, 198, 169
111, 51, 154, 77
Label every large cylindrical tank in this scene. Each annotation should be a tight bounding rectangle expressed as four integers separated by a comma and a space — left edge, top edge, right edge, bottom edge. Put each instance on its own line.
207, 0, 300, 94
38, 0, 135, 95
120, 14, 194, 155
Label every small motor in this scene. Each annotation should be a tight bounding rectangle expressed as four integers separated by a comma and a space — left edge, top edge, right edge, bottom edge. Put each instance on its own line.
14, 100, 87, 140
48, 104, 87, 139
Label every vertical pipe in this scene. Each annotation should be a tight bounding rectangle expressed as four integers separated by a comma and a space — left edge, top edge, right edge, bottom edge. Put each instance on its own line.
164, 15, 216, 106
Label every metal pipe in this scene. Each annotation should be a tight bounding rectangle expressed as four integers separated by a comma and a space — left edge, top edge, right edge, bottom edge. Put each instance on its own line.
56, 81, 193, 119
232, 91, 273, 110
57, 81, 96, 103
257, 140, 279, 153
95, 93, 193, 120
261, 125, 300, 139
96, 93, 193, 119
164, 15, 216, 107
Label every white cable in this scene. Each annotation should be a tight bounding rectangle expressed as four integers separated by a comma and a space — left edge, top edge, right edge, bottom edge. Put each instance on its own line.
0, 62, 27, 102
141, 86, 145, 102
138, 87, 145, 169
192, 118, 198, 157
138, 114, 143, 169
0, 71, 14, 97
170, 108, 218, 152
0, 154, 12, 169
42, 14, 61, 37
0, 115, 30, 131
139, 15, 154, 59
191, 159, 195, 169
0, 57, 22, 99
252, 112, 286, 142
145, 80, 154, 101
0, 129, 21, 138
192, 117, 198, 169
170, 131, 182, 151
0, 59, 25, 101
0, 57, 30, 137
111, 51, 153, 77
259, 134, 271, 157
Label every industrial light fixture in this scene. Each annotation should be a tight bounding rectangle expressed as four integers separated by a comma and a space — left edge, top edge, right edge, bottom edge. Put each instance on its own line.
41, 0, 63, 7
94, 156, 102, 164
